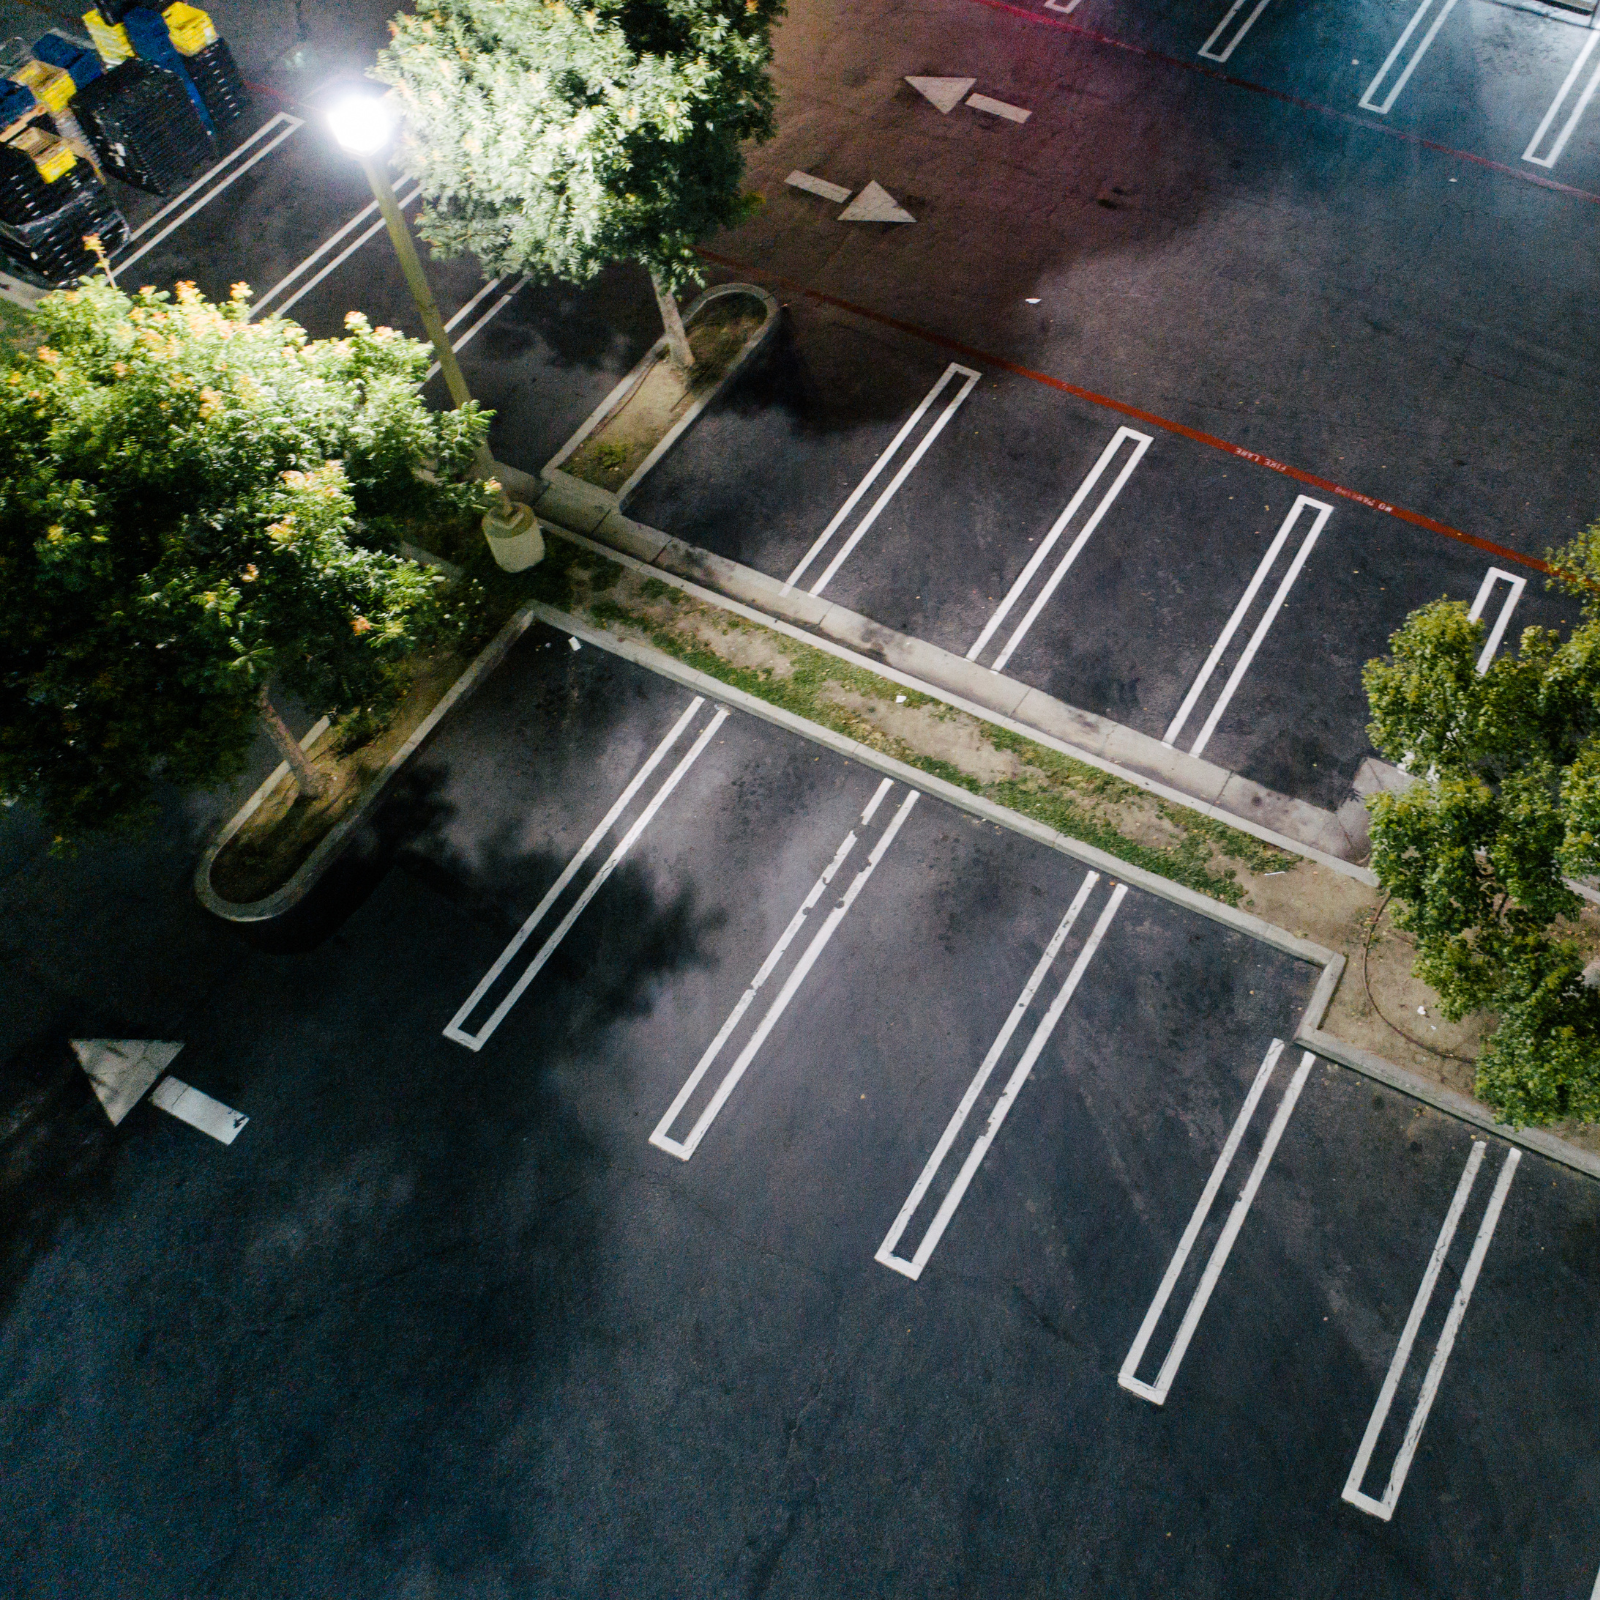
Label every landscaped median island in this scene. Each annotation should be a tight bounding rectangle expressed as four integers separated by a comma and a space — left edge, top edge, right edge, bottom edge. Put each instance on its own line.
204, 634, 476, 908
553, 285, 778, 501
520, 531, 1600, 1156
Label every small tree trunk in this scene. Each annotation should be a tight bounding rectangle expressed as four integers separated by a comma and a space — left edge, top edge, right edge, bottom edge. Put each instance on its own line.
259, 687, 328, 799
650, 270, 695, 371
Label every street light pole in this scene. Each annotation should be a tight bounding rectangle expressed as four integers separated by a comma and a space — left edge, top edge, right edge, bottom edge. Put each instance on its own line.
326, 93, 543, 572
353, 148, 474, 413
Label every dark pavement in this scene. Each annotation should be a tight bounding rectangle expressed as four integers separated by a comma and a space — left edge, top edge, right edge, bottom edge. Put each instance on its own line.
5, 0, 1600, 1592
3, 631, 1599, 1597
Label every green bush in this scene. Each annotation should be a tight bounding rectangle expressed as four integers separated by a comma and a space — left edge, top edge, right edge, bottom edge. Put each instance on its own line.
0, 273, 492, 843
1364, 540, 1600, 1123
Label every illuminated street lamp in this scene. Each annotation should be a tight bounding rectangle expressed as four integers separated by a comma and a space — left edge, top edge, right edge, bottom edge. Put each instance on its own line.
327, 92, 543, 571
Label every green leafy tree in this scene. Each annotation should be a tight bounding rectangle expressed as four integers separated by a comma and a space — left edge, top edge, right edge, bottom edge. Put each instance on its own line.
0, 273, 492, 845
374, 0, 784, 368
1363, 535, 1600, 1124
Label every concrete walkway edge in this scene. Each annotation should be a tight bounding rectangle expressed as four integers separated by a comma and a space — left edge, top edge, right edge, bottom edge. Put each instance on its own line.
195, 601, 542, 922
532, 491, 1377, 886
533, 598, 1600, 1185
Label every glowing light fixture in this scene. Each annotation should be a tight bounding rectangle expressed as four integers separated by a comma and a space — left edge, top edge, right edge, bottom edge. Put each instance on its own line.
326, 93, 393, 156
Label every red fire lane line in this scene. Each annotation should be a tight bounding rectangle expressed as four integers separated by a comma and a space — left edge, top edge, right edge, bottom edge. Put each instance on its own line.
696, 250, 1554, 578
964, 0, 1600, 208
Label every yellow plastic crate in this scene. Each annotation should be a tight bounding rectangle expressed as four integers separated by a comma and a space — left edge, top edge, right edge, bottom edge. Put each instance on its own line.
82, 9, 134, 65
10, 126, 78, 182
161, 3, 218, 56
11, 61, 76, 114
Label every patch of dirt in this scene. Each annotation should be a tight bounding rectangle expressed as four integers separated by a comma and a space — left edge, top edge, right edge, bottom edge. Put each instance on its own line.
209, 645, 470, 905
565, 295, 767, 492
822, 687, 1026, 786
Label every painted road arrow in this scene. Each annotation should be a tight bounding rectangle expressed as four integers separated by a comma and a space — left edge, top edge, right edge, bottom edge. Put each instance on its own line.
72, 1038, 182, 1124
839, 181, 915, 223
906, 76, 975, 114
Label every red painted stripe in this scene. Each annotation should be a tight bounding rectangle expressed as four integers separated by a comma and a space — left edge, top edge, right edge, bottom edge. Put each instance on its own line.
246, 80, 294, 106
697, 250, 1554, 577
963, 0, 1600, 208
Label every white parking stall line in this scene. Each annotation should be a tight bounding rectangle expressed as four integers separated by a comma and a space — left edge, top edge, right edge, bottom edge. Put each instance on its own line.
426, 275, 527, 379
1342, 1143, 1520, 1521
1591, 1560, 1600, 1600
114, 112, 304, 272
878, 877, 1125, 1281
253, 181, 423, 321
1523, 31, 1600, 169
878, 871, 1097, 1278
252, 183, 411, 317
1467, 566, 1526, 672
967, 426, 1152, 672
149, 1076, 249, 1145
1119, 1042, 1313, 1405
1359, 0, 1461, 116
444, 698, 723, 1051
650, 780, 886, 1157
783, 363, 982, 597
652, 784, 918, 1160
1162, 495, 1331, 759
1199, 0, 1273, 63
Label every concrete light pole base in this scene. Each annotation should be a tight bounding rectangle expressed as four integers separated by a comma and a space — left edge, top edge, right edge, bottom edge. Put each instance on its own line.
483, 457, 542, 503
482, 500, 545, 572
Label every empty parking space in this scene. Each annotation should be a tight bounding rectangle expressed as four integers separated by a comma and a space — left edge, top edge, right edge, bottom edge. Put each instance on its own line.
628, 302, 1581, 810
1164, 512, 1579, 808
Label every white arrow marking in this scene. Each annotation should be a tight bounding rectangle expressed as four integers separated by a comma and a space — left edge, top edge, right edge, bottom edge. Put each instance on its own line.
71, 1039, 182, 1125
966, 92, 1032, 122
149, 1077, 249, 1146
906, 75, 977, 114
839, 181, 915, 224
786, 170, 853, 204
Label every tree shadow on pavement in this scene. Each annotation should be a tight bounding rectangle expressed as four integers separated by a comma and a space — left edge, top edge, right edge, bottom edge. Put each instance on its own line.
0, 1028, 125, 1331
0, 768, 729, 1595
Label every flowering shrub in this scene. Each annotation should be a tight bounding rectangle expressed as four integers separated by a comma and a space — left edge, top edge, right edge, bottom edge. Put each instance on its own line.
0, 274, 493, 843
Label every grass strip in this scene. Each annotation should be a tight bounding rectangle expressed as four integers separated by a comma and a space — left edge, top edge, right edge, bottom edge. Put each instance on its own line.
529, 543, 1291, 905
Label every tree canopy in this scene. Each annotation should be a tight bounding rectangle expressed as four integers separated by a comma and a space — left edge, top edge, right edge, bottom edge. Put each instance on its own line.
1363, 534, 1600, 1125
0, 274, 490, 844
374, 0, 784, 296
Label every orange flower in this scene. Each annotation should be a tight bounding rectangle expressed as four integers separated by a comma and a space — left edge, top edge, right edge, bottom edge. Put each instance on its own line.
351, 616, 373, 635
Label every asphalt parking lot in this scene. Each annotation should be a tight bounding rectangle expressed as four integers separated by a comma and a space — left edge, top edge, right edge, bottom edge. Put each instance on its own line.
4, 629, 1600, 1597
6, 0, 1600, 1591
92, 0, 1600, 813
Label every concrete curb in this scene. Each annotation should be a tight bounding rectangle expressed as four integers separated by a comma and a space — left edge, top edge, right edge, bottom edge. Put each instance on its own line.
534, 599, 1600, 1185
535, 512, 1378, 885
194, 600, 543, 923
542, 283, 781, 510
